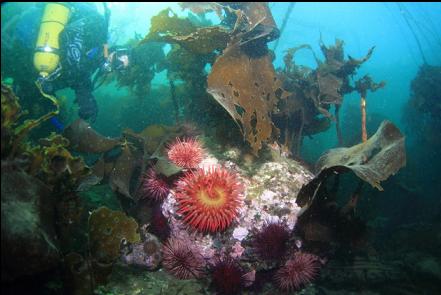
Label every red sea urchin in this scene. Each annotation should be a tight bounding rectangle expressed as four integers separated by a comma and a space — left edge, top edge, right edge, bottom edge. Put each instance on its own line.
274, 252, 320, 291
175, 166, 243, 233
162, 236, 206, 279
142, 168, 170, 201
253, 221, 290, 261
167, 137, 204, 169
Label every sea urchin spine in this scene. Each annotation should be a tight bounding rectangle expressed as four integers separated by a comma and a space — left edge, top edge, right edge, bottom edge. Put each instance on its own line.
253, 221, 290, 262
162, 236, 206, 279
142, 168, 170, 201
211, 257, 246, 295
167, 137, 204, 169
274, 252, 320, 291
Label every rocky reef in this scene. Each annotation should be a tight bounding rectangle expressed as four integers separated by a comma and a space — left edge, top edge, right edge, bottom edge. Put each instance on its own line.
5, 2, 439, 295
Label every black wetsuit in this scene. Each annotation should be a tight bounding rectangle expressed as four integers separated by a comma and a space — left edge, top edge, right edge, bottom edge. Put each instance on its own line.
44, 3, 108, 122
2, 3, 108, 127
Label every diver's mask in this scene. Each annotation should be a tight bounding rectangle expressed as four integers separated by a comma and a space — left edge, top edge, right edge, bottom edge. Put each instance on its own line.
94, 48, 130, 90
110, 48, 130, 73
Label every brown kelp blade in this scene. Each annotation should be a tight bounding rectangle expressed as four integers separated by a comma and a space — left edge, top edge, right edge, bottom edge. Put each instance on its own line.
207, 45, 287, 155
108, 143, 139, 199
63, 119, 121, 153
297, 120, 406, 207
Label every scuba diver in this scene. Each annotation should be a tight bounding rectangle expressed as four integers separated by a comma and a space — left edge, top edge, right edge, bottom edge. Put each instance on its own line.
10, 2, 130, 123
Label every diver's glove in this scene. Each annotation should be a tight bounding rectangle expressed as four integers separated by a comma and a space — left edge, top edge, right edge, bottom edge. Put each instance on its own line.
102, 59, 112, 73
76, 89, 98, 122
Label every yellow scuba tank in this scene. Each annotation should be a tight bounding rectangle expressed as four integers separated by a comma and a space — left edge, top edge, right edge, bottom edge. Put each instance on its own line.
33, 3, 71, 78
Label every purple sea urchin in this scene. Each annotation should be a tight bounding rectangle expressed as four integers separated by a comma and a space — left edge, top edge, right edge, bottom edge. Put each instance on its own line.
211, 257, 246, 295
148, 205, 170, 241
274, 252, 320, 291
162, 236, 205, 279
142, 168, 169, 201
253, 221, 290, 261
